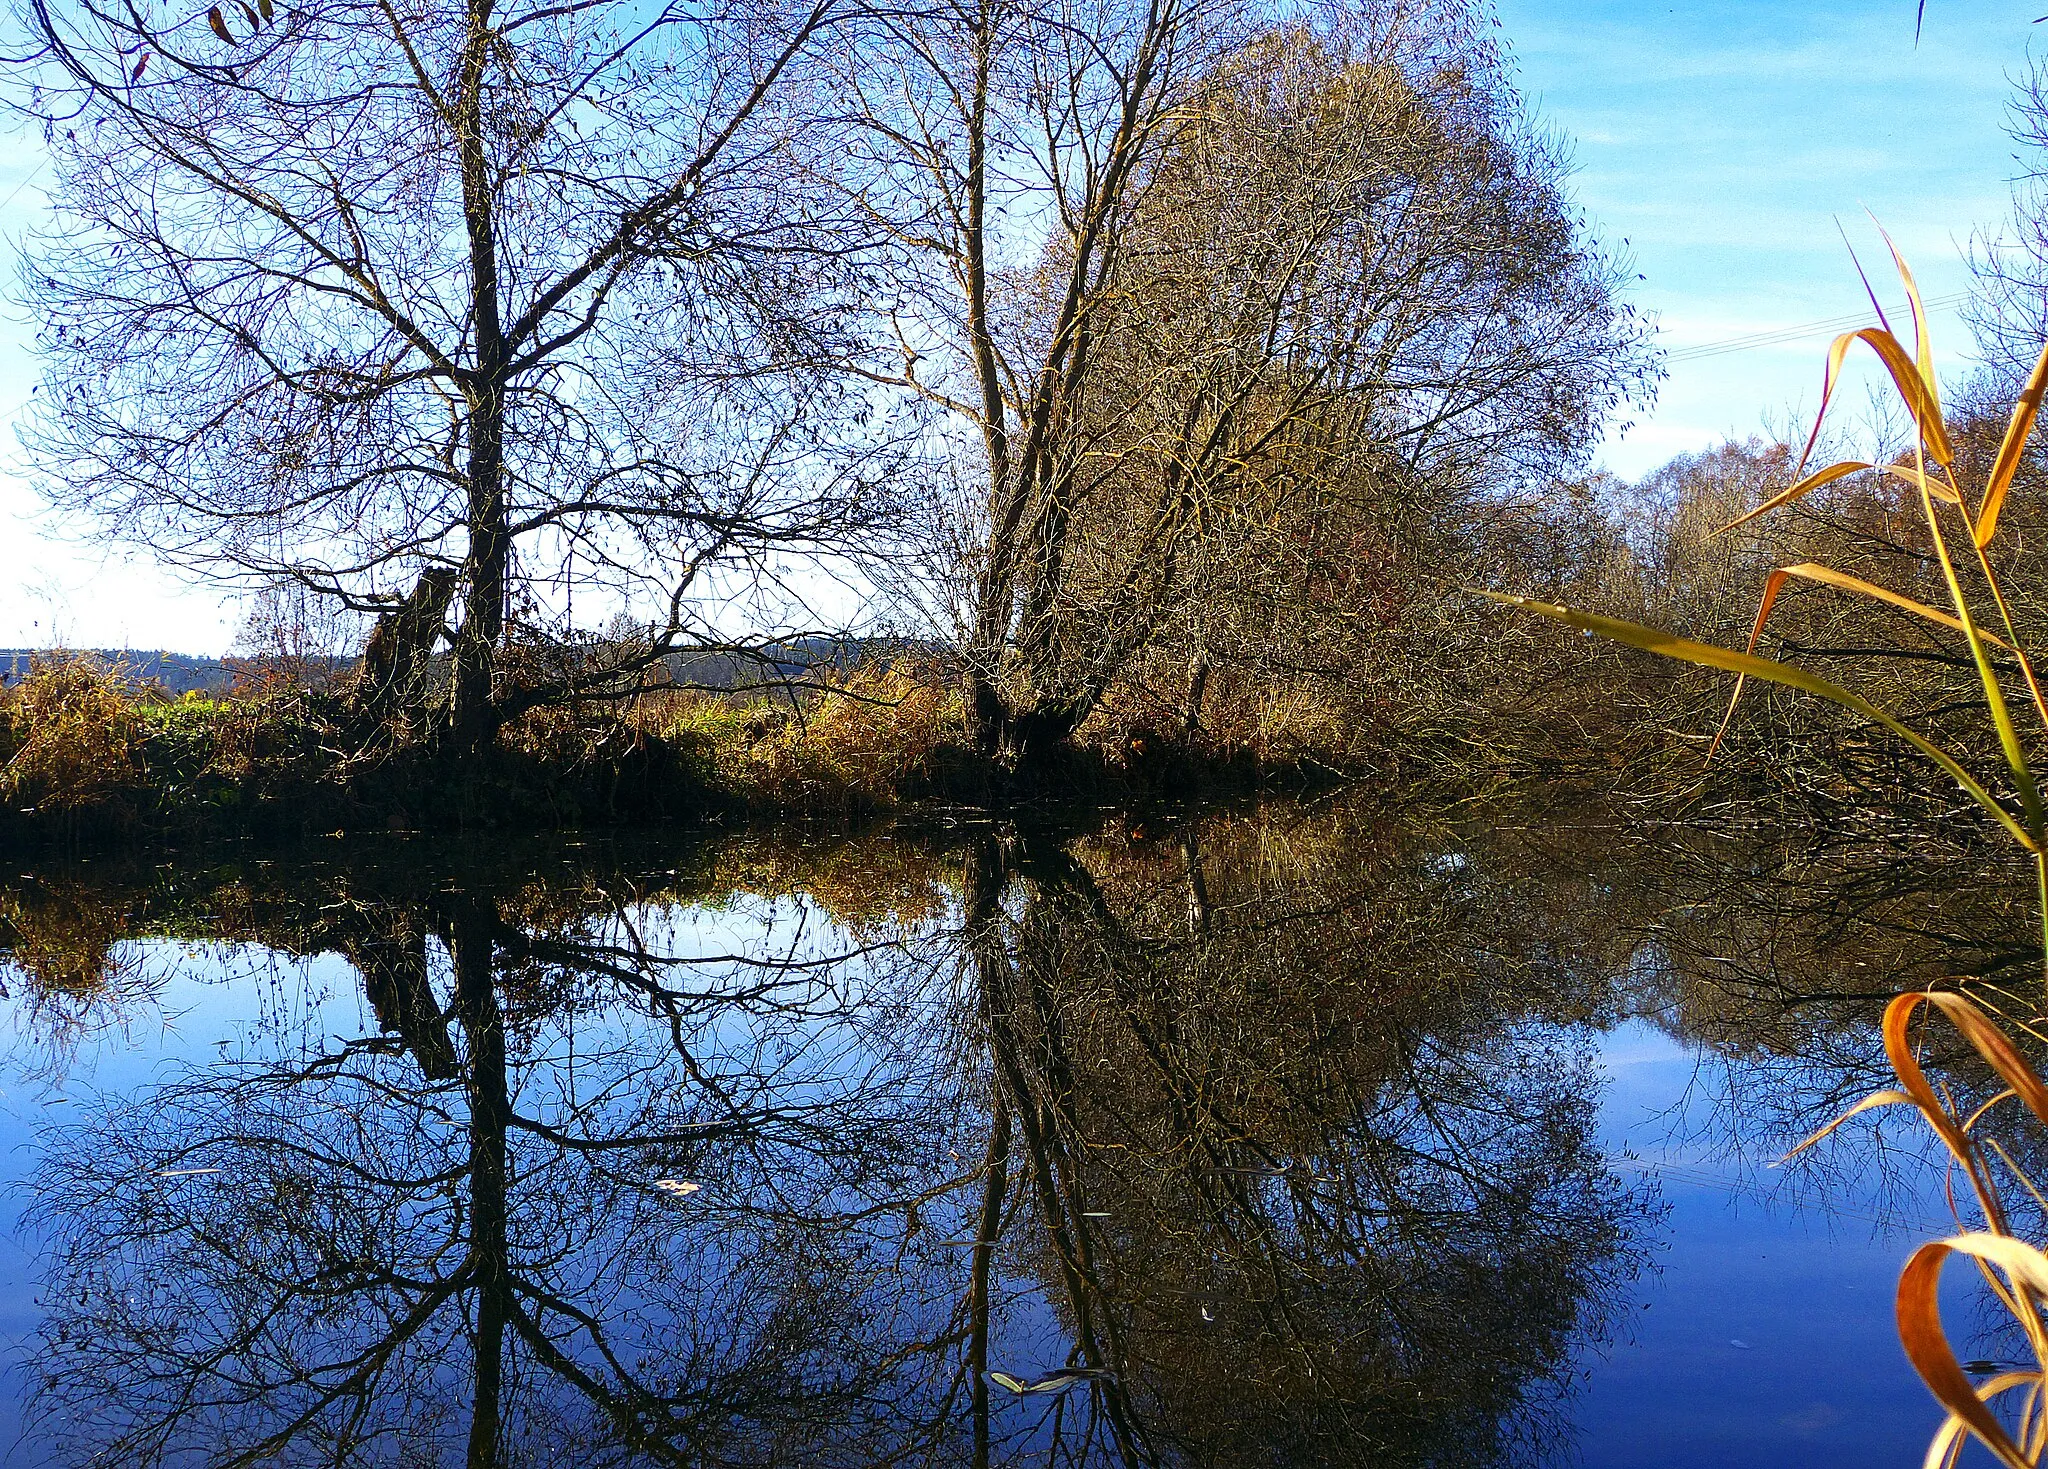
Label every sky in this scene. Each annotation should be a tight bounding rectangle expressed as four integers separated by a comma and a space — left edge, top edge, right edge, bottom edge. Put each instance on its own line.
1499, 0, 2040, 471
0, 1, 2042, 653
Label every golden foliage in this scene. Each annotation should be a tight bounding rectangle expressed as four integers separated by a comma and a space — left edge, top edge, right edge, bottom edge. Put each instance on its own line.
0, 655, 141, 812
0, 879, 136, 995
633, 662, 965, 810
743, 663, 960, 804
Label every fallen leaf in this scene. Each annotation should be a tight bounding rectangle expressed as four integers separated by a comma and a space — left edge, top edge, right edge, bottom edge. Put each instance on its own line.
987, 1367, 1106, 1394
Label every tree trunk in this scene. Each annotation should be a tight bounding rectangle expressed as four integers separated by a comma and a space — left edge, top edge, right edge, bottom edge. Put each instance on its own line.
962, 834, 1012, 1469
1183, 650, 1211, 735
451, 381, 507, 750
963, 664, 1006, 763
961, 662, 1095, 775
349, 567, 458, 744
451, 0, 507, 754
451, 910, 510, 1469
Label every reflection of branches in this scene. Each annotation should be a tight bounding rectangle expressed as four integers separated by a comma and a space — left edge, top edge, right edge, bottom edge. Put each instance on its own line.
14, 808, 1676, 1467
0, 876, 182, 1083
23, 862, 959, 1468
951, 825, 1654, 1468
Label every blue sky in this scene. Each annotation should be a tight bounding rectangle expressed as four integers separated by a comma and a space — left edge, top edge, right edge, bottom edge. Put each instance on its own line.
1501, 0, 2041, 472
0, 1, 2043, 651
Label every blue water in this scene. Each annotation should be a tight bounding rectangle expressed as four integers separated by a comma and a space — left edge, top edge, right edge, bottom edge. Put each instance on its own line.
0, 829, 2013, 1467
1576, 1020, 1952, 1466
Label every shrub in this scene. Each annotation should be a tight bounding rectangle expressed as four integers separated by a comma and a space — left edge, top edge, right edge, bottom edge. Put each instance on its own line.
628, 662, 965, 810
0, 655, 141, 813
740, 662, 963, 808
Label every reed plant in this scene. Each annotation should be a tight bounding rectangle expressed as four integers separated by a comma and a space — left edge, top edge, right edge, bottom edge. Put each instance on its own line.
1484, 244, 2048, 1464
1485, 242, 2048, 955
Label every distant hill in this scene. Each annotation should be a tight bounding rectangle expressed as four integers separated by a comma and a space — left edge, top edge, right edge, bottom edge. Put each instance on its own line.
0, 637, 931, 698
0, 649, 235, 695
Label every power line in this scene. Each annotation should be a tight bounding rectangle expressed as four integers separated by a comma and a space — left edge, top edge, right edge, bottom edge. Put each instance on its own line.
1665, 292, 1970, 364
0, 158, 46, 215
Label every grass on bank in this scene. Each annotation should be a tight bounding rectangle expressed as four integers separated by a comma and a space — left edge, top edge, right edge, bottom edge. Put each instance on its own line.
0, 651, 1374, 841
0, 654, 969, 831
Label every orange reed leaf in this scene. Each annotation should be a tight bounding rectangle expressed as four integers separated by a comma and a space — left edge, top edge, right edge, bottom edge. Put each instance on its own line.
1879, 222, 1943, 419
1715, 459, 1874, 537
1979, 335, 2048, 548
1900, 1235, 2048, 1469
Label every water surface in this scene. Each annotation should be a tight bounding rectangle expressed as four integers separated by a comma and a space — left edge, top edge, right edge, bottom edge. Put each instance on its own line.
0, 801, 2026, 1465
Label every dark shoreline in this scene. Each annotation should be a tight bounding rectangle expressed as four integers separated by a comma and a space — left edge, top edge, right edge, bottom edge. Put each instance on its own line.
0, 717, 1377, 856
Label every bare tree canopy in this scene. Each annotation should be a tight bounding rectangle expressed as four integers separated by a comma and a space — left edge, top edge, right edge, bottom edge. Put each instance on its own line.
1972, 58, 2048, 387
817, 0, 1657, 766
10, 0, 894, 745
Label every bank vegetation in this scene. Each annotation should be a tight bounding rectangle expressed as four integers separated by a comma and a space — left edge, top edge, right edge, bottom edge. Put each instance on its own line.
9, 0, 2048, 848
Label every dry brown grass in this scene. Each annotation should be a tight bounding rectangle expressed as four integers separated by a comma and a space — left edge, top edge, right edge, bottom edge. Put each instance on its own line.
0, 655, 141, 812
627, 661, 966, 809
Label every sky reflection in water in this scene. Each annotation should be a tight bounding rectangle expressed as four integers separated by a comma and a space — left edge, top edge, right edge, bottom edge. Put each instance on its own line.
0, 805, 2019, 1466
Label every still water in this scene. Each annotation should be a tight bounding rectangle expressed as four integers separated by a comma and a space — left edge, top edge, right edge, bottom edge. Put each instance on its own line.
0, 799, 2029, 1466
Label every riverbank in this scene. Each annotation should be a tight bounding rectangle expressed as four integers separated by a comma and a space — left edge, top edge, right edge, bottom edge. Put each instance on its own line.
0, 642, 1993, 855
0, 654, 1405, 851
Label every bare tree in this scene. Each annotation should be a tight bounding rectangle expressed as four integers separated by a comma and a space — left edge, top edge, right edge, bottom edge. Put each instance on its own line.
10, 0, 893, 748
227, 579, 363, 690
1971, 59, 2048, 388
820, 1, 1654, 767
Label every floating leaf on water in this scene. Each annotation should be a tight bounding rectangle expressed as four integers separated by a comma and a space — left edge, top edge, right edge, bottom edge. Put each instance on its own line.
987, 1368, 1106, 1394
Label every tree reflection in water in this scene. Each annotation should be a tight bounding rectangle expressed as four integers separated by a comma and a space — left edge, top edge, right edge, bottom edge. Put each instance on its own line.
3, 812, 1661, 1466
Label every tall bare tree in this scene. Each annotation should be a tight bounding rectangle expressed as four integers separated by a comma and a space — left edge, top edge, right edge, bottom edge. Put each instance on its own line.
822, 1, 1654, 767
11, 0, 890, 747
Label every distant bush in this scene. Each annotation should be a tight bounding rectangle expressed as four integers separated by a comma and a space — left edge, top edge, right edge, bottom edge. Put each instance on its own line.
742, 663, 962, 806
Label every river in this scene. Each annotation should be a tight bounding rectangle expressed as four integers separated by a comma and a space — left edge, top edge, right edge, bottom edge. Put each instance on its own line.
0, 795, 2027, 1465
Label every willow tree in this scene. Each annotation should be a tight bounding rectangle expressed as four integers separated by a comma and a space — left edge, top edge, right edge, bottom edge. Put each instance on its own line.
12, 0, 883, 746
828, 3, 1652, 767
